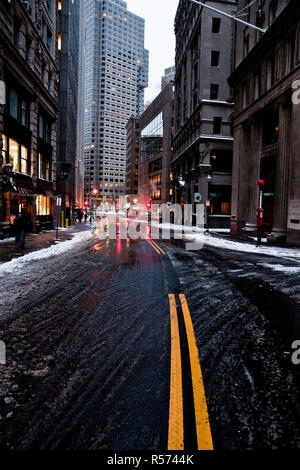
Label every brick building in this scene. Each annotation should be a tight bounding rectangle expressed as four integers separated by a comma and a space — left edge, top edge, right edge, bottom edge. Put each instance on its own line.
172, 0, 236, 228
229, 0, 300, 245
0, 0, 59, 237
138, 82, 174, 206
125, 117, 140, 197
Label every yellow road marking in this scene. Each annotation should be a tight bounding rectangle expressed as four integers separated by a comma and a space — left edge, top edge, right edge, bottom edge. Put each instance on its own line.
150, 239, 165, 255
179, 294, 213, 450
168, 294, 184, 451
147, 239, 161, 255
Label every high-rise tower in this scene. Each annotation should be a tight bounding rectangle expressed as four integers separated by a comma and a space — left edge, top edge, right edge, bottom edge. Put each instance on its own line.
83, 0, 148, 203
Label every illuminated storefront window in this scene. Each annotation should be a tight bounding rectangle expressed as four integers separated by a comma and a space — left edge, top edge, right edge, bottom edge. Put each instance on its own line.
9, 138, 19, 171
36, 195, 51, 215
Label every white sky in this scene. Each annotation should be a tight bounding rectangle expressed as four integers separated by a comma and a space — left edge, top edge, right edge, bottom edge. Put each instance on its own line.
125, 0, 178, 103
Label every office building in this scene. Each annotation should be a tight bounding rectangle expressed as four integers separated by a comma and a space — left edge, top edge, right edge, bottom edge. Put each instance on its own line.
83, 0, 149, 204
228, 0, 300, 245
172, 0, 236, 228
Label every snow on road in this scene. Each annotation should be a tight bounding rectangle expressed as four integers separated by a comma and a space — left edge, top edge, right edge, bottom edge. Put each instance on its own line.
0, 230, 93, 275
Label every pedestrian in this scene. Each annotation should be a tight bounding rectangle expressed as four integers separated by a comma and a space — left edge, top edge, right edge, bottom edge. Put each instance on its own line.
89, 215, 93, 225
13, 209, 27, 250
84, 212, 88, 223
78, 210, 83, 223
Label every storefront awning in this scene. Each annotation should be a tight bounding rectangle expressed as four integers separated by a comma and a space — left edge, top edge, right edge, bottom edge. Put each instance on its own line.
8, 175, 36, 196
37, 180, 56, 198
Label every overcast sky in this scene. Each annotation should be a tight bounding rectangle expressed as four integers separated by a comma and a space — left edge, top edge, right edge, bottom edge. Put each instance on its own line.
125, 0, 179, 103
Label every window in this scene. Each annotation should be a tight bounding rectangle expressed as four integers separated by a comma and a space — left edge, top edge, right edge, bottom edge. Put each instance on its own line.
212, 18, 221, 33
254, 69, 261, 99
38, 153, 51, 180
20, 145, 28, 174
270, 0, 279, 24
7, 88, 29, 127
25, 37, 31, 63
38, 113, 51, 143
1, 135, 7, 166
9, 139, 19, 172
13, 21, 20, 49
47, 29, 52, 51
210, 84, 219, 100
210, 150, 232, 173
36, 195, 51, 215
9, 89, 18, 120
58, 33, 62, 50
211, 51, 220, 66
267, 56, 275, 89
213, 117, 222, 134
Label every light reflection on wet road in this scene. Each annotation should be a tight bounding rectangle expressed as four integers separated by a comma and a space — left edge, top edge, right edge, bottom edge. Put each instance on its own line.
0, 227, 299, 450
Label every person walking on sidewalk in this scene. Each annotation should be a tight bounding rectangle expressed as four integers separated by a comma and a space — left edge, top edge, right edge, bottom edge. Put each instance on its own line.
13, 210, 28, 250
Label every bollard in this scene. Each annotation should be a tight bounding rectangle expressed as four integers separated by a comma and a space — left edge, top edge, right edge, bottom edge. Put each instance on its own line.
61, 211, 64, 228
66, 219, 69, 229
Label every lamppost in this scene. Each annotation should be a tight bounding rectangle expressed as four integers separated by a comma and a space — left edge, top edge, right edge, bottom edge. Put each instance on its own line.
206, 174, 212, 234
256, 179, 265, 246
90, 188, 98, 215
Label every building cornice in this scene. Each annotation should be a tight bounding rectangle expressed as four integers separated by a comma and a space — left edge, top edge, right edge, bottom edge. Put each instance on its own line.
228, 0, 299, 86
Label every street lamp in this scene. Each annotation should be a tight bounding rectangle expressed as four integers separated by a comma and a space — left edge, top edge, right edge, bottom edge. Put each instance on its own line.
206, 174, 212, 233
256, 179, 265, 246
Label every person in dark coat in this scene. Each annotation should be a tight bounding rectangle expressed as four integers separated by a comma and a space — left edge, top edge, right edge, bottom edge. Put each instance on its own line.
14, 210, 28, 250
78, 210, 83, 223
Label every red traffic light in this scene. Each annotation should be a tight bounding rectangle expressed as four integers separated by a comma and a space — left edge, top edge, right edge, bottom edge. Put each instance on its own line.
147, 202, 151, 210
258, 179, 265, 188
84, 200, 89, 206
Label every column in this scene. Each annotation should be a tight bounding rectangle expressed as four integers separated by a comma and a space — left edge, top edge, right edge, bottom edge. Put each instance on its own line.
245, 118, 262, 230
271, 100, 292, 239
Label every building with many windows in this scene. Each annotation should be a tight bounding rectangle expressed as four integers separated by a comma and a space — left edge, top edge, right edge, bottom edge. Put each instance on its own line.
138, 82, 174, 206
0, 0, 59, 237
172, 0, 236, 228
56, 0, 82, 223
125, 116, 140, 196
83, 0, 148, 204
161, 66, 175, 90
228, 0, 300, 245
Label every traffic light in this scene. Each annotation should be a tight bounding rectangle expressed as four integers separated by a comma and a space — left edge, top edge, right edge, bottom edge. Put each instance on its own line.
84, 200, 89, 207
147, 202, 151, 211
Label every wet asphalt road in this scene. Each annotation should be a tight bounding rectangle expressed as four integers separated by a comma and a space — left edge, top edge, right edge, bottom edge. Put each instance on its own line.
0, 225, 300, 450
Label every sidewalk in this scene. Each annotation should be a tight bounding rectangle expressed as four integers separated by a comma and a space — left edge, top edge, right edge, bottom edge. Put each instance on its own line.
0, 222, 93, 263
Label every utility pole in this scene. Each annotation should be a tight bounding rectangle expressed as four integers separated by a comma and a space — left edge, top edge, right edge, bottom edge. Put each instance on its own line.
189, 0, 266, 33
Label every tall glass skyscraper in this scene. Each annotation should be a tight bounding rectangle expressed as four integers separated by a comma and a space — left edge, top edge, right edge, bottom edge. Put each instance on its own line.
83, 0, 149, 202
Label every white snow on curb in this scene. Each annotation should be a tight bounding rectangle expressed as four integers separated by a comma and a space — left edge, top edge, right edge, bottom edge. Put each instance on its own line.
0, 230, 93, 275
184, 232, 300, 261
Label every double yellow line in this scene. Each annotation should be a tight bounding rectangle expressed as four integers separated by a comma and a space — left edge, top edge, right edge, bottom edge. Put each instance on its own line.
168, 293, 213, 451
147, 239, 165, 255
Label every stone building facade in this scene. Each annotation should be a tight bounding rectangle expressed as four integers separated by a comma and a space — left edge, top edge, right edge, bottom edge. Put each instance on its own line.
172, 0, 236, 228
125, 116, 140, 197
229, 0, 300, 245
0, 0, 59, 237
138, 82, 174, 206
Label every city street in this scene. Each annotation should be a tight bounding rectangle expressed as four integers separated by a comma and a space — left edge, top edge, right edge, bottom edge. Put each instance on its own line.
0, 223, 300, 450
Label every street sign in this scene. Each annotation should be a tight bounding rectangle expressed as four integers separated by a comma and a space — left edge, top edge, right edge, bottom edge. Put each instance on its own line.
206, 200, 210, 207
56, 197, 62, 206
194, 193, 201, 203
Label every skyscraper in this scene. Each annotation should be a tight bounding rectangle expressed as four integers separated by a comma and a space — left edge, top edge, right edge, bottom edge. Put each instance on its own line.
83, 0, 148, 204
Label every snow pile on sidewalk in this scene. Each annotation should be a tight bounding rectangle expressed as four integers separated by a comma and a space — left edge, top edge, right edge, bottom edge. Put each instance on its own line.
0, 230, 93, 275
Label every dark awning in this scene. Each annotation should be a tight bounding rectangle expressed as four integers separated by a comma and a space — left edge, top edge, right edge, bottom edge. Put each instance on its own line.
37, 179, 56, 198
8, 174, 36, 196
